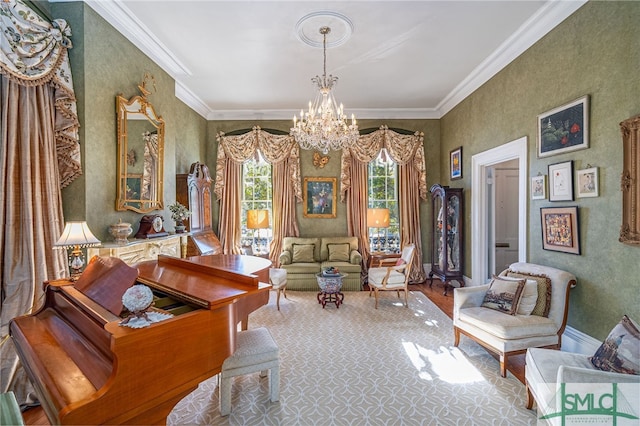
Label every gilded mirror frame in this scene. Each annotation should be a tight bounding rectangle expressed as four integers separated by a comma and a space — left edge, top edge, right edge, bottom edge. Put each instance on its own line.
619, 114, 640, 245
116, 80, 165, 213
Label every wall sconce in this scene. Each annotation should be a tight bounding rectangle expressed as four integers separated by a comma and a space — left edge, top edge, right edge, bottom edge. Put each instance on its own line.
246, 209, 270, 255
54, 221, 101, 280
367, 208, 390, 252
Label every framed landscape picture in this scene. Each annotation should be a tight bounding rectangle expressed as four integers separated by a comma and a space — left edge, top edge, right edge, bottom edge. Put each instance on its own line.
531, 175, 546, 200
540, 206, 580, 255
303, 177, 337, 218
548, 161, 574, 201
537, 95, 589, 158
450, 146, 462, 180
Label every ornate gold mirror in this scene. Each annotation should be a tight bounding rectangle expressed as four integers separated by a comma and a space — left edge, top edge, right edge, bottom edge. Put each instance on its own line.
116, 74, 165, 213
620, 114, 640, 245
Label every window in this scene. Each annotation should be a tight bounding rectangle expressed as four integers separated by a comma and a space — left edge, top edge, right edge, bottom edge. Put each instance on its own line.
242, 155, 272, 254
368, 149, 399, 252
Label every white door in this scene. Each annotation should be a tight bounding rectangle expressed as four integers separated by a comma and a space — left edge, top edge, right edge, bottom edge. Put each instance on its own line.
492, 160, 519, 274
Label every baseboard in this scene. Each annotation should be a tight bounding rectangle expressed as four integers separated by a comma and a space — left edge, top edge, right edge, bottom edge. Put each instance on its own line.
561, 326, 601, 356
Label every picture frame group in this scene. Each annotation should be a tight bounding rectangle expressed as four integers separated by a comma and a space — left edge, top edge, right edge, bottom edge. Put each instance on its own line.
540, 206, 580, 255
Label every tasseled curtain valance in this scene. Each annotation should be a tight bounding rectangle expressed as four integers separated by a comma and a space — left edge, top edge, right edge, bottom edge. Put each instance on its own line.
214, 127, 302, 202
0, 0, 81, 188
340, 126, 428, 201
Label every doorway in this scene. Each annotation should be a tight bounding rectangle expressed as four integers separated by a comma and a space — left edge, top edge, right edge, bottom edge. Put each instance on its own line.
488, 159, 519, 275
471, 137, 528, 284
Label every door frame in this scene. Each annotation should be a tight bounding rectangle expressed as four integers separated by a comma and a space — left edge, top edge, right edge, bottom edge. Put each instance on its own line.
471, 136, 528, 285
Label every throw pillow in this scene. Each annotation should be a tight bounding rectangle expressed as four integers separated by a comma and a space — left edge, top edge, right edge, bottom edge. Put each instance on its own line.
590, 315, 640, 375
395, 258, 407, 266
516, 279, 538, 316
481, 276, 526, 315
292, 244, 315, 263
505, 270, 552, 317
328, 243, 350, 262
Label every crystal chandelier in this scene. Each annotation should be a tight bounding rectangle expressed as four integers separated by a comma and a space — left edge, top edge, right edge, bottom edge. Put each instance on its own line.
290, 26, 359, 154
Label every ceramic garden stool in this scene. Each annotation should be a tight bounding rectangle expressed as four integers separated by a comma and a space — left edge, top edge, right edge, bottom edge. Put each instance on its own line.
269, 268, 287, 310
219, 327, 280, 416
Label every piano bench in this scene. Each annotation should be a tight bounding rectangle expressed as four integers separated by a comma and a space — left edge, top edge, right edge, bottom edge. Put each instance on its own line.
219, 327, 280, 416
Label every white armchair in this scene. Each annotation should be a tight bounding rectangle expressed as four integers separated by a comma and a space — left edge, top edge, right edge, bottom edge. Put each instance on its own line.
453, 262, 577, 377
368, 244, 416, 309
525, 347, 640, 416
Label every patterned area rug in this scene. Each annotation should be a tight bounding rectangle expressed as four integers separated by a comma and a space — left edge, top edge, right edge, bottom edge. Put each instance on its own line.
168, 291, 537, 425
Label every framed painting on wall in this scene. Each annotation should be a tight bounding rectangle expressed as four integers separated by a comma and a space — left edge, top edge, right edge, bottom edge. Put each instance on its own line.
450, 146, 462, 180
531, 175, 546, 200
576, 167, 598, 198
548, 161, 574, 201
540, 206, 580, 255
303, 177, 337, 218
537, 95, 589, 158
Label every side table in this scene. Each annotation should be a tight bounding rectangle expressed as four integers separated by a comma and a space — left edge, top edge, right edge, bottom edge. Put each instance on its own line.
369, 252, 401, 269
316, 273, 346, 309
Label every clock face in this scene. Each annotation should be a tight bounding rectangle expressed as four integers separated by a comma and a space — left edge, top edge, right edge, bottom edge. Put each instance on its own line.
152, 216, 163, 232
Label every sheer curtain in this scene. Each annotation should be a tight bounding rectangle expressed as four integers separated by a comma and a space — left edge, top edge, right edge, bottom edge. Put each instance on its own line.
215, 127, 301, 264
1, 0, 81, 404
340, 126, 427, 283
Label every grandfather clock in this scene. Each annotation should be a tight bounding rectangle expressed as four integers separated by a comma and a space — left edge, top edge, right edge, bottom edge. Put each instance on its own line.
176, 162, 222, 256
429, 184, 464, 295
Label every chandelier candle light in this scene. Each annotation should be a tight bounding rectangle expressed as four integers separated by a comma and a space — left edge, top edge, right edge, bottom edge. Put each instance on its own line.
291, 26, 359, 154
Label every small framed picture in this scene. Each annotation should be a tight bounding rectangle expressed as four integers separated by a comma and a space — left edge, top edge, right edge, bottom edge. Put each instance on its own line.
531, 175, 546, 200
537, 95, 589, 158
303, 177, 337, 218
450, 146, 462, 180
540, 206, 580, 255
576, 167, 598, 198
548, 160, 574, 201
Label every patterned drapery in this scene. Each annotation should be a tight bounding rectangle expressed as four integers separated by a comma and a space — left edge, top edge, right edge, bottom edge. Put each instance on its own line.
215, 127, 302, 263
0, 0, 81, 187
340, 126, 427, 283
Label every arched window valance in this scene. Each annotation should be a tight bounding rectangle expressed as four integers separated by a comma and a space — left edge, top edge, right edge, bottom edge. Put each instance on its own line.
0, 0, 81, 187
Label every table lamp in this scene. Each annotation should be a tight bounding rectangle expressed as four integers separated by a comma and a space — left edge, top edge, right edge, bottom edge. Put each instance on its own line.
367, 208, 390, 252
246, 209, 269, 255
54, 221, 101, 280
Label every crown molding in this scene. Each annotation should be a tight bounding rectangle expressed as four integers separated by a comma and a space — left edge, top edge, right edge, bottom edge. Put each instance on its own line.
82, 0, 191, 77
437, 0, 587, 116
175, 81, 209, 119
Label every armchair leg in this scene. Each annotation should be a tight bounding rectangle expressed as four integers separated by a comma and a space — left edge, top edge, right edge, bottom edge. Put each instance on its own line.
499, 354, 507, 378
525, 382, 534, 410
403, 290, 408, 307
453, 327, 460, 347
374, 288, 379, 309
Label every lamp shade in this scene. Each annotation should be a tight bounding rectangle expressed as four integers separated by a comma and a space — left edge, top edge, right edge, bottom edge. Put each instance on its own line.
246, 210, 269, 230
54, 221, 101, 248
367, 208, 390, 228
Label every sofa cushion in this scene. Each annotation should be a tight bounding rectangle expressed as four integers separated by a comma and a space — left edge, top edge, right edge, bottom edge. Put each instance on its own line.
327, 243, 350, 262
459, 307, 558, 340
282, 262, 321, 274
481, 276, 525, 315
292, 243, 315, 263
505, 270, 551, 317
320, 261, 361, 274
590, 315, 640, 375
516, 279, 538, 316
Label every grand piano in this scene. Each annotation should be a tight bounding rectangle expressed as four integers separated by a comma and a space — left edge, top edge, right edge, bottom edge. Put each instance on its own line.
9, 254, 271, 425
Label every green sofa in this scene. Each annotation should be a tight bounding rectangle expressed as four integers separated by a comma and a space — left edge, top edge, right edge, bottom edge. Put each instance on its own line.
279, 237, 362, 291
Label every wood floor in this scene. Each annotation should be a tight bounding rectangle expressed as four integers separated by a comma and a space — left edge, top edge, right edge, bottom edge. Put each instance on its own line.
22, 281, 525, 425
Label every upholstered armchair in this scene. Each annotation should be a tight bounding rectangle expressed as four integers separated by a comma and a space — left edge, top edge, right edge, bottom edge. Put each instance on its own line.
453, 262, 577, 377
368, 244, 416, 309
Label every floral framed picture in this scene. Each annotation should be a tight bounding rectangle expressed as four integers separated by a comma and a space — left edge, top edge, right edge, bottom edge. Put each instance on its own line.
537, 95, 589, 158
450, 146, 462, 180
540, 206, 580, 255
576, 167, 599, 198
548, 160, 574, 201
531, 175, 546, 200
303, 177, 337, 218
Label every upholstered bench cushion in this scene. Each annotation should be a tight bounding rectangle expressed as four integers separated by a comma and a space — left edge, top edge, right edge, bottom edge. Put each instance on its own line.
458, 307, 557, 340
269, 269, 287, 288
222, 327, 279, 373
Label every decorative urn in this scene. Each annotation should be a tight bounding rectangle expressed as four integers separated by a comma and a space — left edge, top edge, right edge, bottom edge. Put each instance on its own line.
109, 219, 133, 244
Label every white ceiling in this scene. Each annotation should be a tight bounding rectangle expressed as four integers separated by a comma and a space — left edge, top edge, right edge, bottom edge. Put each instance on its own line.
83, 0, 586, 120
